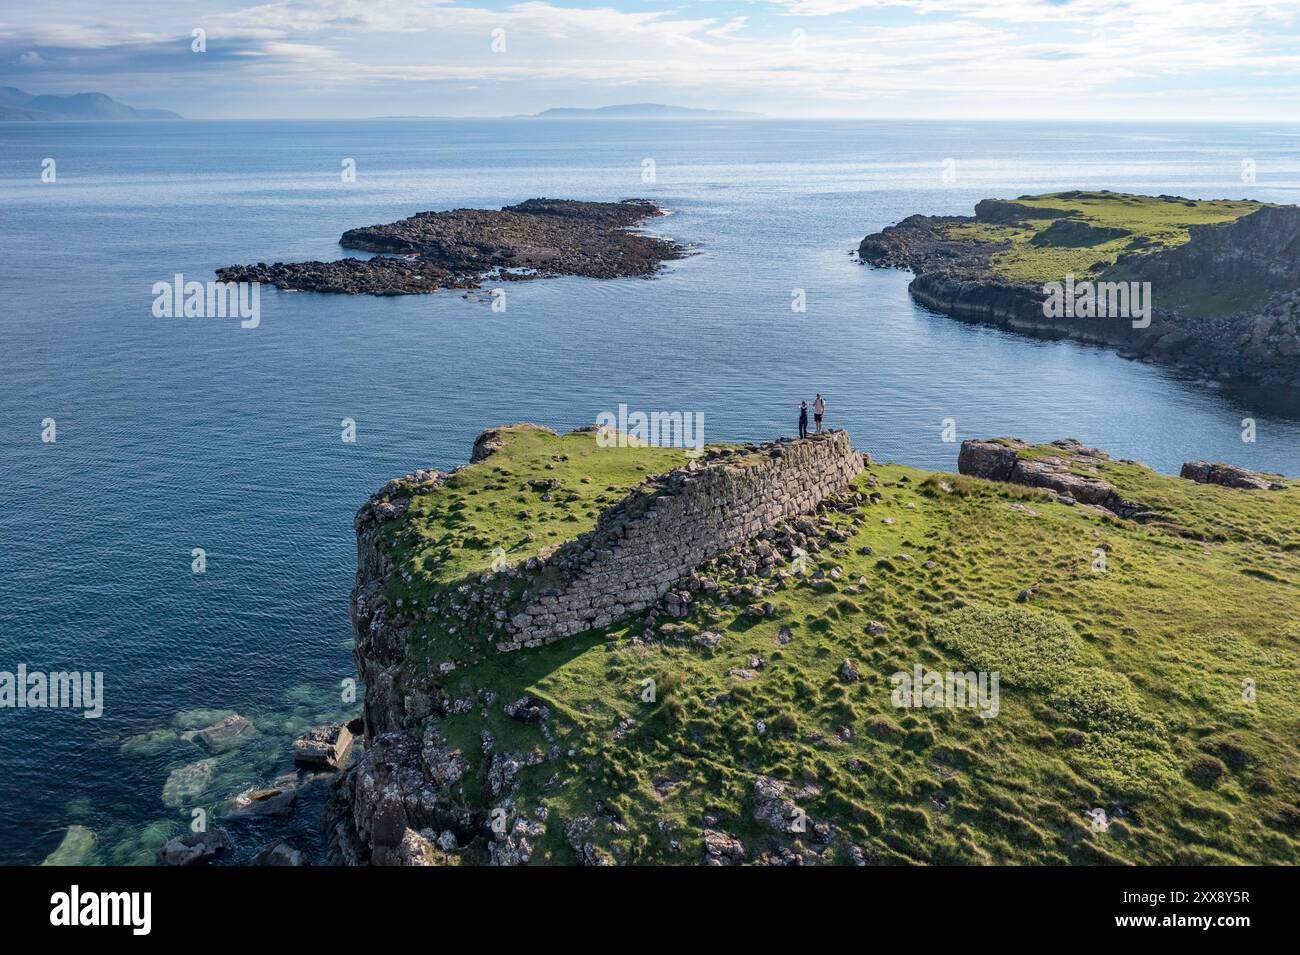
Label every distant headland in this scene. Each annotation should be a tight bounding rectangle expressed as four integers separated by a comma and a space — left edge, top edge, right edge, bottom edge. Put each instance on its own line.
527, 103, 765, 119
0, 86, 181, 121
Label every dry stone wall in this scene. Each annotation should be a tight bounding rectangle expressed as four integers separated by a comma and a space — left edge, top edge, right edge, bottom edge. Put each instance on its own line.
497, 430, 865, 650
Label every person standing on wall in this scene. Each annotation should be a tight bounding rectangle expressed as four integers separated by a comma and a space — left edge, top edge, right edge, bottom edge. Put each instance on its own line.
813, 393, 826, 433
798, 400, 809, 439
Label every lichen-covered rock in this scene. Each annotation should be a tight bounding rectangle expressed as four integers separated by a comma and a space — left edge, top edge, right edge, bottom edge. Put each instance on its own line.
702, 829, 746, 865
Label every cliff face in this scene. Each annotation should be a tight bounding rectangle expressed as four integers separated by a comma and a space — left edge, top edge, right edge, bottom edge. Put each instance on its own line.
1112, 204, 1300, 288
858, 196, 1300, 387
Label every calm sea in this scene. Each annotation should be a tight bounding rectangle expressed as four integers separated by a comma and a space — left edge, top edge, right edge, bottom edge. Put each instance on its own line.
1, 118, 1298, 864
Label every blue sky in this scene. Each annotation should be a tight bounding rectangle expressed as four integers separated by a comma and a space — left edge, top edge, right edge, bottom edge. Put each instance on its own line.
3, 0, 1300, 120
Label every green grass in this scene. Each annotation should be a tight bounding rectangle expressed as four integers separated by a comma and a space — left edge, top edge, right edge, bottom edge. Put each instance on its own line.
945, 191, 1268, 315
377, 427, 1300, 865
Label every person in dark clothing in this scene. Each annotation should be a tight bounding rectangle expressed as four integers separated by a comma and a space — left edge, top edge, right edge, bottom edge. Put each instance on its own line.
798, 401, 809, 439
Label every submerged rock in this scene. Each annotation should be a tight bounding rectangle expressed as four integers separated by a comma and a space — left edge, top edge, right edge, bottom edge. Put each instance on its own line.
162, 757, 217, 807
120, 728, 179, 757
40, 824, 96, 866
182, 714, 258, 752
172, 708, 238, 730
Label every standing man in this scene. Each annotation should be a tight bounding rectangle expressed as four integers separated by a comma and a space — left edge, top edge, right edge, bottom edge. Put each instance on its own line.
798, 401, 809, 439
813, 393, 826, 433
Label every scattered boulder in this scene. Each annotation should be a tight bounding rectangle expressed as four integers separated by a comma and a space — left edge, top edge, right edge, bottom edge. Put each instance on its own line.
294, 722, 354, 769
250, 841, 309, 866
157, 829, 230, 866
702, 829, 746, 865
224, 786, 297, 819
503, 695, 550, 723
958, 438, 1130, 511
752, 775, 800, 834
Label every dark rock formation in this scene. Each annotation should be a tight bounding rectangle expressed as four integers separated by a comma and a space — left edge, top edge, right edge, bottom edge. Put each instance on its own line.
218, 198, 685, 295
157, 829, 230, 866
250, 841, 309, 866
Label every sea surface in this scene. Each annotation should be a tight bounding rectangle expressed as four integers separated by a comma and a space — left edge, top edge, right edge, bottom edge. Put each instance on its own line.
1, 118, 1298, 864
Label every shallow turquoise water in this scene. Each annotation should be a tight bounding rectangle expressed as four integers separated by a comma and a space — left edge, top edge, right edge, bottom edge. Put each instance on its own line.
1, 118, 1298, 864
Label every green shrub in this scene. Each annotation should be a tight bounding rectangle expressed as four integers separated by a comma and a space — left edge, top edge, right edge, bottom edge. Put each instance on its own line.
930, 605, 1082, 689
1048, 668, 1158, 734
1069, 732, 1177, 800
1186, 754, 1227, 788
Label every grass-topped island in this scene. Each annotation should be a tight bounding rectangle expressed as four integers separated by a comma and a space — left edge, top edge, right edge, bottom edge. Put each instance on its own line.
324, 423, 1300, 866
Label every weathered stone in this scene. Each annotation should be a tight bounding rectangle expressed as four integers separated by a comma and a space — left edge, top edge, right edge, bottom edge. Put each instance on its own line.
250, 841, 309, 866
224, 786, 297, 819
294, 722, 354, 768
1181, 460, 1286, 491
157, 829, 229, 866
702, 829, 746, 865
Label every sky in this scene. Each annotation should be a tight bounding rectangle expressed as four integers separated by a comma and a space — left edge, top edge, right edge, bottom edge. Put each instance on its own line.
2, 0, 1300, 120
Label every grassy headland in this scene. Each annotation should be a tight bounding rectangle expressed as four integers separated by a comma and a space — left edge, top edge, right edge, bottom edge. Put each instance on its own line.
370, 425, 1300, 865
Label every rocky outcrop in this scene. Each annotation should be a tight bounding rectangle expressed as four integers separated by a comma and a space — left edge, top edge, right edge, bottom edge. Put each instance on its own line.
957, 438, 1155, 520
958, 438, 1117, 505
859, 196, 1300, 386
218, 199, 685, 296
1180, 461, 1287, 491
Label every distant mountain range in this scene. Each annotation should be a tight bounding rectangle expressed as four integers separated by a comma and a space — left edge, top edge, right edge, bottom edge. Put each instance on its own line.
529, 103, 764, 119
0, 87, 181, 122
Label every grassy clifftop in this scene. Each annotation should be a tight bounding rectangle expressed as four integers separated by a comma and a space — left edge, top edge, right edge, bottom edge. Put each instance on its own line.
949, 191, 1262, 284
373, 426, 1300, 865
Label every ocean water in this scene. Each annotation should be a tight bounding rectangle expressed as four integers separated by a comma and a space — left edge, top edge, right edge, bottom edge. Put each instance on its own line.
1, 118, 1298, 865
